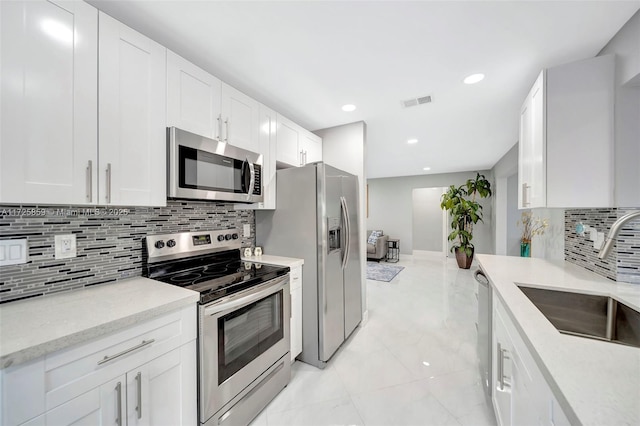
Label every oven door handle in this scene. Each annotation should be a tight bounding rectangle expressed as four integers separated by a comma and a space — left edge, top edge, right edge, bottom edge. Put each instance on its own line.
203, 275, 289, 316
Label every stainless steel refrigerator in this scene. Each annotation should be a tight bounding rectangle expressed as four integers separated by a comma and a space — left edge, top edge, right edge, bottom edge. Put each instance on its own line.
256, 162, 362, 369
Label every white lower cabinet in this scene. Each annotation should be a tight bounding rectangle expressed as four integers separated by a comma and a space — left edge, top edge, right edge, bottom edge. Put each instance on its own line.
492, 294, 569, 426
2, 305, 197, 426
289, 266, 303, 362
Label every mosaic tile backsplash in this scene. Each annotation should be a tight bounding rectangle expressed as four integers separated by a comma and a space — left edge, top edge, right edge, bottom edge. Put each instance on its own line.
0, 200, 255, 303
565, 208, 640, 284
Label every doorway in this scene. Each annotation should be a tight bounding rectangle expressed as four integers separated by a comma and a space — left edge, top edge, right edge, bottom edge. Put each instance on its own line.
411, 187, 447, 256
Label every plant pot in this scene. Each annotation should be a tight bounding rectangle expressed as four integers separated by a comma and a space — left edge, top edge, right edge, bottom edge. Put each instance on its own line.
454, 247, 474, 269
520, 239, 531, 257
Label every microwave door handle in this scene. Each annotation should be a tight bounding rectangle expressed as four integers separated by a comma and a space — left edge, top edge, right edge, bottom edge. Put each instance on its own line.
246, 158, 255, 201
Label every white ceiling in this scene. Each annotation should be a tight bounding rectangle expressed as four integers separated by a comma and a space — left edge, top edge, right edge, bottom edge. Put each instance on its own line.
88, 0, 639, 179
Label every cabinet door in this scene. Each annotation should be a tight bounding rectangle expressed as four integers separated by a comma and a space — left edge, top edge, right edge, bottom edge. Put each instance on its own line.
518, 71, 546, 209
167, 51, 222, 140
0, 0, 97, 205
98, 12, 166, 207
220, 83, 260, 153
44, 375, 125, 426
276, 114, 301, 167
300, 131, 322, 165
492, 306, 512, 426
546, 55, 615, 208
290, 284, 302, 362
256, 105, 277, 209
127, 343, 197, 426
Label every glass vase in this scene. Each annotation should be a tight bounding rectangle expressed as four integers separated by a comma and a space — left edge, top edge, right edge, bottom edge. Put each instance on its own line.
520, 240, 531, 257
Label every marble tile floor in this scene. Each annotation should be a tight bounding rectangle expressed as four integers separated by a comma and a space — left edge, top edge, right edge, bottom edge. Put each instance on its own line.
250, 252, 497, 426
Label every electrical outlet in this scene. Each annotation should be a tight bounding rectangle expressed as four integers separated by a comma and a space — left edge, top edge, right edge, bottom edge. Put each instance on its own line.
243, 224, 251, 238
55, 234, 77, 259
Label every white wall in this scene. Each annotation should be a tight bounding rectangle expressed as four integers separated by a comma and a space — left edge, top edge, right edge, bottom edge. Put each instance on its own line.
491, 143, 518, 255
412, 187, 446, 252
314, 121, 368, 320
367, 171, 493, 255
506, 174, 521, 256
530, 208, 565, 260
598, 10, 640, 207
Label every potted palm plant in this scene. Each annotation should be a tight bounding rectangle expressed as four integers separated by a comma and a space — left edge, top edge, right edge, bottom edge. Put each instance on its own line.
440, 172, 492, 269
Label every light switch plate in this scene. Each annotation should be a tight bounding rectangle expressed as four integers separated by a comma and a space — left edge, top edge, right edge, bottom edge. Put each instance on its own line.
0, 239, 28, 266
55, 234, 77, 259
243, 224, 251, 238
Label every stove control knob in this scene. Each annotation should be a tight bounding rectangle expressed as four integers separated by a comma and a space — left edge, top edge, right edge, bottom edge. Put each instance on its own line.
232, 233, 239, 240
217, 234, 225, 242
225, 234, 232, 241
154, 240, 165, 249
166, 239, 176, 248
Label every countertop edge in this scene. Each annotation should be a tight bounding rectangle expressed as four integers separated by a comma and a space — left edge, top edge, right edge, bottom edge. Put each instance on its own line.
242, 255, 304, 268
0, 290, 199, 369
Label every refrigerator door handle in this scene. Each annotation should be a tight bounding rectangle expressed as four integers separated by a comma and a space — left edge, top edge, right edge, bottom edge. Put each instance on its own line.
340, 196, 351, 270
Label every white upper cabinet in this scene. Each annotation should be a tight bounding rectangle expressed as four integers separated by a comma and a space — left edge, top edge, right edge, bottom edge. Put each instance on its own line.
236, 105, 277, 210
0, 0, 98, 205
276, 113, 322, 167
220, 83, 261, 153
519, 55, 615, 209
546, 55, 615, 208
300, 131, 322, 165
98, 12, 167, 207
276, 114, 302, 167
166, 55, 261, 154
167, 51, 222, 140
518, 71, 546, 209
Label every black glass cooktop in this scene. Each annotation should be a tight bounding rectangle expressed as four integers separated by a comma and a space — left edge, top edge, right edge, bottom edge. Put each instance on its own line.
145, 249, 289, 305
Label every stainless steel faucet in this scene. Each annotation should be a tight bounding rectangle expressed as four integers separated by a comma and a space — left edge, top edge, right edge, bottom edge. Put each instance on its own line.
597, 210, 640, 259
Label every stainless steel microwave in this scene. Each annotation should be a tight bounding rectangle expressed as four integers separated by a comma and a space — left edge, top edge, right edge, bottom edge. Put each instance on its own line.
167, 127, 263, 203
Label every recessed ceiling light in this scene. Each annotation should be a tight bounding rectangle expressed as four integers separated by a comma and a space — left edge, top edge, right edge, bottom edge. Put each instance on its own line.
341, 104, 356, 112
407, 139, 418, 144
423, 167, 431, 171
463, 73, 485, 85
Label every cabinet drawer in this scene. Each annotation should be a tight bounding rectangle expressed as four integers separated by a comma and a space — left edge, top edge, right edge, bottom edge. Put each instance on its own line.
44, 305, 195, 410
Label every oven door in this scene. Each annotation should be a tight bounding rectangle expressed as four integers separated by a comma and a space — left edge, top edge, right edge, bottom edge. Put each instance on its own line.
199, 275, 290, 423
168, 127, 263, 203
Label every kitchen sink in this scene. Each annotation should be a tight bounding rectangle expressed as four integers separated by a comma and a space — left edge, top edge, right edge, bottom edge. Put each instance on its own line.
517, 285, 640, 348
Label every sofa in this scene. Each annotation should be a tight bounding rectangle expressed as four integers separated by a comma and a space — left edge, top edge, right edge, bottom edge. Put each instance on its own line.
366, 230, 388, 261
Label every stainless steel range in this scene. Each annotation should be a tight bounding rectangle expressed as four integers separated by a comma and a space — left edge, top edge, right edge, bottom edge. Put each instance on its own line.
144, 230, 290, 426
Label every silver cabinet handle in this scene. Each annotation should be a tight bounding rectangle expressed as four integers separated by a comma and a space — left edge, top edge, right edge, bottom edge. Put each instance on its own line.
497, 342, 511, 390
224, 118, 229, 142
86, 160, 93, 202
97, 339, 155, 365
136, 371, 142, 419
299, 150, 304, 166
115, 381, 122, 426
216, 115, 222, 141
105, 163, 112, 204
304, 150, 308, 164
522, 183, 530, 207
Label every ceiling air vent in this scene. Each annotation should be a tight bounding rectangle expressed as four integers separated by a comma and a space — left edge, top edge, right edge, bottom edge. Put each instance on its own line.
402, 95, 432, 108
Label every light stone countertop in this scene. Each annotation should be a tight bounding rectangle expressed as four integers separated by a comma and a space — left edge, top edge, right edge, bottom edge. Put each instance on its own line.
242, 254, 304, 269
476, 254, 640, 426
0, 277, 199, 369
